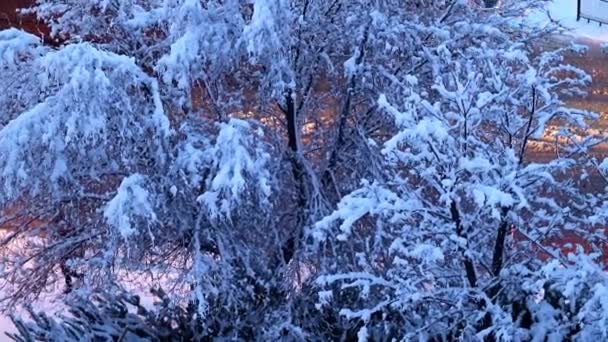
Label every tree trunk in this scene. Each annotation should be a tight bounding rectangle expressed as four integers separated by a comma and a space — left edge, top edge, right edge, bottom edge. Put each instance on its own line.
280, 89, 308, 264
450, 201, 477, 288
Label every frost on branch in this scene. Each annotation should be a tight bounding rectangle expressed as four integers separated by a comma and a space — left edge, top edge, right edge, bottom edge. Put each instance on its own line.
156, 0, 244, 92
103, 174, 157, 240
242, 0, 291, 59
178, 118, 273, 220
0, 29, 42, 67
0, 30, 45, 129
8, 291, 165, 341
537, 253, 608, 340
0, 41, 170, 203
313, 180, 421, 241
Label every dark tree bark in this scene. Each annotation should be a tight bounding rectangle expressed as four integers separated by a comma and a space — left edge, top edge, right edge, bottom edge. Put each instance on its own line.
279, 89, 308, 264
484, 0, 499, 8
450, 201, 478, 288
491, 207, 511, 278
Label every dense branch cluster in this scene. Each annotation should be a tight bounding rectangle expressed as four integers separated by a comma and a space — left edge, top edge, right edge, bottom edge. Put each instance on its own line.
1, 0, 608, 340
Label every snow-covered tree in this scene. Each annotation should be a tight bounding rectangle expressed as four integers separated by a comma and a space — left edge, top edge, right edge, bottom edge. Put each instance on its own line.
2, 0, 608, 340
311, 1, 608, 341
1, 0, 389, 338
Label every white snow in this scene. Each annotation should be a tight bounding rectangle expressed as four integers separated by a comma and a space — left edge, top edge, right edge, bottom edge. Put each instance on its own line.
104, 174, 157, 239
313, 181, 421, 241
195, 118, 272, 219
459, 156, 493, 172
525, 0, 608, 41
357, 326, 369, 342
471, 185, 515, 209
0, 29, 41, 65
599, 158, 608, 173
390, 240, 445, 263
344, 48, 361, 78
242, 0, 289, 58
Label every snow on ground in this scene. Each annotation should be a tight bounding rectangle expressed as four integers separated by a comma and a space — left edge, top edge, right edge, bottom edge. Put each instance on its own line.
0, 315, 15, 336
525, 0, 608, 41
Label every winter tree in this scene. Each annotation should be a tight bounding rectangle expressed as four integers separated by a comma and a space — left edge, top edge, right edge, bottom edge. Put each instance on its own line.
312, 2, 608, 341
1, 0, 607, 341
0, 0, 388, 338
